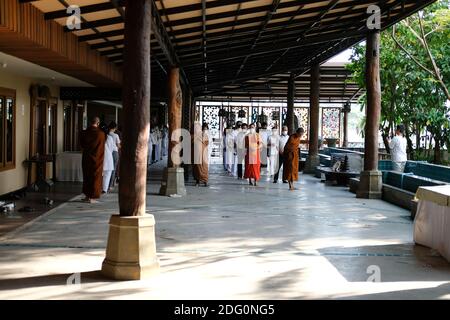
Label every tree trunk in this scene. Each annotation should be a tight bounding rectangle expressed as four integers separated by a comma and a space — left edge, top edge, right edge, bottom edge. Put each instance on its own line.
382, 126, 390, 154
434, 136, 441, 164
404, 124, 414, 160
415, 125, 421, 156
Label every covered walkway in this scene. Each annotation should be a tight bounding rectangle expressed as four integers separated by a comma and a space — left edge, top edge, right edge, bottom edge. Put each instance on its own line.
1, 162, 449, 300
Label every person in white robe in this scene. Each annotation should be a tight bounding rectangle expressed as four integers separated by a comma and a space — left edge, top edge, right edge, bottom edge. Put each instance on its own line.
225, 125, 235, 175
268, 126, 280, 177
102, 133, 115, 193
258, 122, 271, 171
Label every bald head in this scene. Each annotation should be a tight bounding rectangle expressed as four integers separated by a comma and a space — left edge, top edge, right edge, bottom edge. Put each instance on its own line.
90, 117, 100, 127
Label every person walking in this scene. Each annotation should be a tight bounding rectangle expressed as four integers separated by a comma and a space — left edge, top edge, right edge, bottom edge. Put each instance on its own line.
283, 128, 305, 190
193, 122, 210, 187
258, 122, 271, 171
235, 123, 248, 179
244, 123, 262, 186
108, 121, 121, 188
267, 125, 280, 179
80, 117, 105, 203
274, 126, 290, 183
102, 130, 115, 194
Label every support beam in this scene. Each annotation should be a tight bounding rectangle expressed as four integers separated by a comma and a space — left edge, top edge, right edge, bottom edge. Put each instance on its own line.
342, 106, 349, 148
304, 64, 321, 174
357, 31, 382, 199
150, 0, 190, 88
286, 72, 295, 134
102, 0, 159, 281
160, 67, 187, 196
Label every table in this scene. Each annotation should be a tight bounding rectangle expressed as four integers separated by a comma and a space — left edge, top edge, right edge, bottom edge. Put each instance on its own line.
25, 155, 55, 191
414, 185, 450, 262
55, 152, 83, 182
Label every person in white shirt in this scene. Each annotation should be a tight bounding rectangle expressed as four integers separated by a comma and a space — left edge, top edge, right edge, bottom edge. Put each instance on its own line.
274, 126, 290, 183
235, 122, 246, 179
102, 132, 115, 193
258, 122, 271, 170
389, 124, 408, 172
150, 128, 158, 163
161, 125, 168, 157
225, 125, 236, 176
154, 126, 161, 162
267, 126, 280, 178
148, 127, 154, 165
108, 122, 121, 188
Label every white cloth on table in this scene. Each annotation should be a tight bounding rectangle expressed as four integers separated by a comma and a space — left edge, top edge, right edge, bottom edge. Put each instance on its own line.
414, 186, 450, 263
55, 152, 83, 182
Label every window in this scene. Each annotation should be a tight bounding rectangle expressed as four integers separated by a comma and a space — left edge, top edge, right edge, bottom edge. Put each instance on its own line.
0, 88, 16, 171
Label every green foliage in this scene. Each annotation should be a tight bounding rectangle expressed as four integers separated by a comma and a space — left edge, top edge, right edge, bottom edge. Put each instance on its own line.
347, 0, 450, 163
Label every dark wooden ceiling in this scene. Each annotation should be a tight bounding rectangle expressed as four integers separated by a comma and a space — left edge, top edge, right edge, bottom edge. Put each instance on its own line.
25, 0, 436, 100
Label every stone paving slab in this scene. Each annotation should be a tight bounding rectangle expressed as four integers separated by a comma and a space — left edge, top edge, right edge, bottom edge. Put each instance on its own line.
0, 160, 449, 299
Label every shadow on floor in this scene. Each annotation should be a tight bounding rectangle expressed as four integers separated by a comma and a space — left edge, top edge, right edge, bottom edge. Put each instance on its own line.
318, 243, 450, 282
0, 270, 111, 291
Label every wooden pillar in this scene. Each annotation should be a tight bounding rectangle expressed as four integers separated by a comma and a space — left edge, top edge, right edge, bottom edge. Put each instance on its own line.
309, 64, 320, 156
102, 0, 159, 280
364, 32, 381, 171
118, 0, 151, 217
286, 72, 295, 134
357, 31, 382, 199
167, 67, 182, 168
342, 107, 349, 148
160, 67, 187, 196
304, 64, 321, 173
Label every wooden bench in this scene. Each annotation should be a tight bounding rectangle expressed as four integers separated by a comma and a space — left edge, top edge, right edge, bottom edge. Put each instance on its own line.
317, 166, 360, 185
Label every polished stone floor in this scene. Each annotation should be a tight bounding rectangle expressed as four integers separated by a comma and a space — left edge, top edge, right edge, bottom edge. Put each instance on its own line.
0, 160, 449, 299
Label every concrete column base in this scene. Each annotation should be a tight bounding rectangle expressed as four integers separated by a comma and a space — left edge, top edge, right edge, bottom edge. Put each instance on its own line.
303, 155, 320, 174
102, 214, 160, 280
159, 167, 187, 196
357, 170, 382, 199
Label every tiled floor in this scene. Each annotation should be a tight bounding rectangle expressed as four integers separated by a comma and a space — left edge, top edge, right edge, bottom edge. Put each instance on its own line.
0, 182, 82, 237
0, 160, 449, 299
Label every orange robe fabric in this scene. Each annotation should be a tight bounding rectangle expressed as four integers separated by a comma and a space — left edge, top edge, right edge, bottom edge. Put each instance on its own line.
283, 133, 302, 182
80, 126, 105, 199
193, 132, 209, 183
244, 133, 261, 181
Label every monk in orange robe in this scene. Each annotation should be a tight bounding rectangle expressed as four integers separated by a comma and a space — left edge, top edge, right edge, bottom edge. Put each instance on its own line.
193, 122, 210, 187
283, 128, 305, 190
244, 123, 262, 186
80, 117, 105, 203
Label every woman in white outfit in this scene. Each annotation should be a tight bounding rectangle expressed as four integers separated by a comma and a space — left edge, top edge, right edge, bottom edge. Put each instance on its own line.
268, 126, 280, 177
102, 133, 115, 193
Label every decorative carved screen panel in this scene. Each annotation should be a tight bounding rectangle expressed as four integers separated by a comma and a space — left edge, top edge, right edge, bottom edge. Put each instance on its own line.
231, 106, 250, 124
322, 108, 341, 139
201, 106, 221, 141
251, 106, 260, 124
295, 107, 309, 140
261, 107, 280, 130
281, 107, 309, 139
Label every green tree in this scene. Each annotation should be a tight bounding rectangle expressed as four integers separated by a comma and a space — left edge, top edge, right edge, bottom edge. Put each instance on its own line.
347, 0, 450, 164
